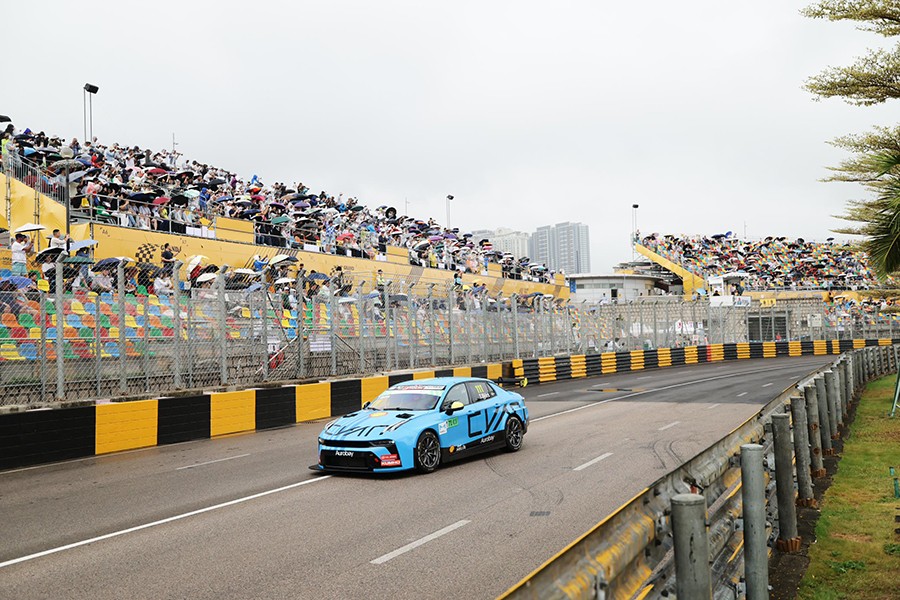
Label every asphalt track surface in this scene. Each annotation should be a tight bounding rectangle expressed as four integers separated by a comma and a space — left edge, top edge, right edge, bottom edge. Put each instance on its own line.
0, 356, 834, 600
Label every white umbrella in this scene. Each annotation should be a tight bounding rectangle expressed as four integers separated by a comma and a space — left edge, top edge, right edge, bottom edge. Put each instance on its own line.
15, 223, 46, 234
274, 277, 294, 285
187, 254, 207, 272
233, 268, 259, 276
196, 272, 218, 283
270, 254, 298, 266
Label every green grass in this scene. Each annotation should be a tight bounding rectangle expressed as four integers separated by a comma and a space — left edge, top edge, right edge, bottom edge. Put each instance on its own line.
797, 376, 900, 600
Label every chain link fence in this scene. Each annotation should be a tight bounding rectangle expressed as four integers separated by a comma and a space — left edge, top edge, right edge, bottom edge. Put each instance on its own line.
2, 267, 899, 407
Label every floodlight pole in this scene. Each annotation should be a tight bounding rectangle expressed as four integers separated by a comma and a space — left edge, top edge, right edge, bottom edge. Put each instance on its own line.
83, 83, 99, 143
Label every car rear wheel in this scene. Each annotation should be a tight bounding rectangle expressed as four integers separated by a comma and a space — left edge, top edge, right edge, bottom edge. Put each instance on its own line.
414, 430, 441, 473
505, 416, 524, 452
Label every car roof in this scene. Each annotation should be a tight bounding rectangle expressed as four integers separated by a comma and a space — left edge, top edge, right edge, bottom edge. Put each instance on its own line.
393, 377, 490, 387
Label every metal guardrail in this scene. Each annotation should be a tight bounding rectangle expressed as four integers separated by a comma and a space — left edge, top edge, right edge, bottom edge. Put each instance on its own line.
501, 344, 894, 600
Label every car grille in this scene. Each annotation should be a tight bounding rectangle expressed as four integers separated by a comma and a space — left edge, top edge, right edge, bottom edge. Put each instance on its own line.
320, 439, 377, 448
320, 450, 376, 471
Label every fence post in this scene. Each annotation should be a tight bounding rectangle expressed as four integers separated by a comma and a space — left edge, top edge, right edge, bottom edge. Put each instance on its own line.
804, 384, 826, 478
772, 413, 801, 551
142, 293, 150, 392
815, 376, 834, 455
358, 281, 367, 374
533, 300, 539, 359
447, 284, 455, 366
262, 291, 270, 380
512, 294, 519, 359
39, 291, 47, 400
824, 370, 841, 438
117, 260, 127, 394
466, 294, 474, 365
791, 395, 815, 506
217, 265, 228, 385
54, 256, 65, 400
329, 283, 337, 377
392, 283, 400, 371
671, 493, 711, 600
383, 281, 392, 371
186, 291, 194, 388
173, 260, 182, 389
741, 443, 768, 600
428, 284, 436, 366
481, 291, 489, 362
296, 273, 306, 379
408, 283, 416, 370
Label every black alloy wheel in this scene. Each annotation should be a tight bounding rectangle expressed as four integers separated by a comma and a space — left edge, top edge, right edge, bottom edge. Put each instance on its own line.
505, 416, 524, 452
414, 430, 441, 473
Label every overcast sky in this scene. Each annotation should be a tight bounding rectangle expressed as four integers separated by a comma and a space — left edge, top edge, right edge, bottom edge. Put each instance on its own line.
6, 1, 894, 272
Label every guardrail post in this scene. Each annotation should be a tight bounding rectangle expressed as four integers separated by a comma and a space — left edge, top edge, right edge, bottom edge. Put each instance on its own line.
804, 384, 826, 478
772, 413, 801, 551
815, 376, 834, 455
741, 444, 768, 600
511, 294, 519, 359
842, 359, 851, 412
447, 285, 455, 365
671, 493, 711, 600
790, 396, 816, 507
824, 370, 841, 438
833, 368, 844, 429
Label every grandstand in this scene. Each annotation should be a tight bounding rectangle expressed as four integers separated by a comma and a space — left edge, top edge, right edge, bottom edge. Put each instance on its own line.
0, 121, 576, 404
0, 126, 567, 299
637, 232, 892, 295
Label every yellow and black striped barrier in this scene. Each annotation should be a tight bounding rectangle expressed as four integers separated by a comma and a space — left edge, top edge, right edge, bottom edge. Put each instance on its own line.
502, 338, 897, 385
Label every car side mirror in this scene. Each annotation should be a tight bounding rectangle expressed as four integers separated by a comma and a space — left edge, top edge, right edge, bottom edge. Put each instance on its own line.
362, 401, 371, 409
445, 401, 465, 415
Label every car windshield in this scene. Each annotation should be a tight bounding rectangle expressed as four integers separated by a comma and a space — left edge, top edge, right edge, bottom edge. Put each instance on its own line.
369, 386, 445, 411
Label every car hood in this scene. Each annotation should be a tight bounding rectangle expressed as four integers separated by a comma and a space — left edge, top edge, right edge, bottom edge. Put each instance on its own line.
322, 409, 428, 439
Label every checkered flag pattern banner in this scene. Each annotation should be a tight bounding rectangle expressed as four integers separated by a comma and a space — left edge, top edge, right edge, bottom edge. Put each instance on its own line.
134, 243, 158, 264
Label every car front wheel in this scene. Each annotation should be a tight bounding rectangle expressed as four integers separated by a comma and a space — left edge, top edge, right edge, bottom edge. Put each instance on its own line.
414, 430, 441, 473
505, 416, 524, 452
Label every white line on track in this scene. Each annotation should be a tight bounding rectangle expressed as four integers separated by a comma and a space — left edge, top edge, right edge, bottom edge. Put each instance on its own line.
707, 403, 720, 410
573, 452, 613, 471
658, 421, 680, 431
370, 520, 470, 565
176, 454, 250, 470
636, 376, 652, 380
0, 476, 331, 569
537, 391, 560, 397
530, 363, 809, 424
761, 382, 773, 388
737, 392, 748, 397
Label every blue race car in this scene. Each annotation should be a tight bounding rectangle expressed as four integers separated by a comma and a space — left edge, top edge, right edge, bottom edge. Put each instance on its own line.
313, 377, 529, 474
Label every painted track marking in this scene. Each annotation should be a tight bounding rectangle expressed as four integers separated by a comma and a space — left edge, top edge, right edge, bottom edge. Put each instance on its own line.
176, 454, 250, 470
0, 476, 331, 569
761, 382, 773, 388
737, 392, 748, 397
707, 403, 720, 410
658, 421, 680, 431
538, 391, 560, 397
370, 520, 470, 564
573, 452, 613, 471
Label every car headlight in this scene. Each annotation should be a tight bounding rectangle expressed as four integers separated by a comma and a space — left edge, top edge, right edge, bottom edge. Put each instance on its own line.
318, 437, 325, 445
370, 439, 395, 447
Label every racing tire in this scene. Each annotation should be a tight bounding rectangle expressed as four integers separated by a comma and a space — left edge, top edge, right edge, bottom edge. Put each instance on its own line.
414, 430, 441, 474
504, 416, 524, 452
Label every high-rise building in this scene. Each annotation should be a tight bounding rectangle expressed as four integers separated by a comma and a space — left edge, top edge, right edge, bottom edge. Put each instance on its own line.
530, 222, 590, 274
470, 228, 531, 259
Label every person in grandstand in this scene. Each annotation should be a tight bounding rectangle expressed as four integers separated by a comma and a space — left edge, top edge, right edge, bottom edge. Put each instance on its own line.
10, 233, 33, 276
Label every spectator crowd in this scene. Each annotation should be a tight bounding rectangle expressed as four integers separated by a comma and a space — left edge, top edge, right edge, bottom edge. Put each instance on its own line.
640, 232, 894, 290
2, 125, 559, 285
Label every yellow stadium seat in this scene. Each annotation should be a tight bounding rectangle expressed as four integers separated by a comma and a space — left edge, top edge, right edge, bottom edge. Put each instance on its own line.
1, 344, 23, 361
